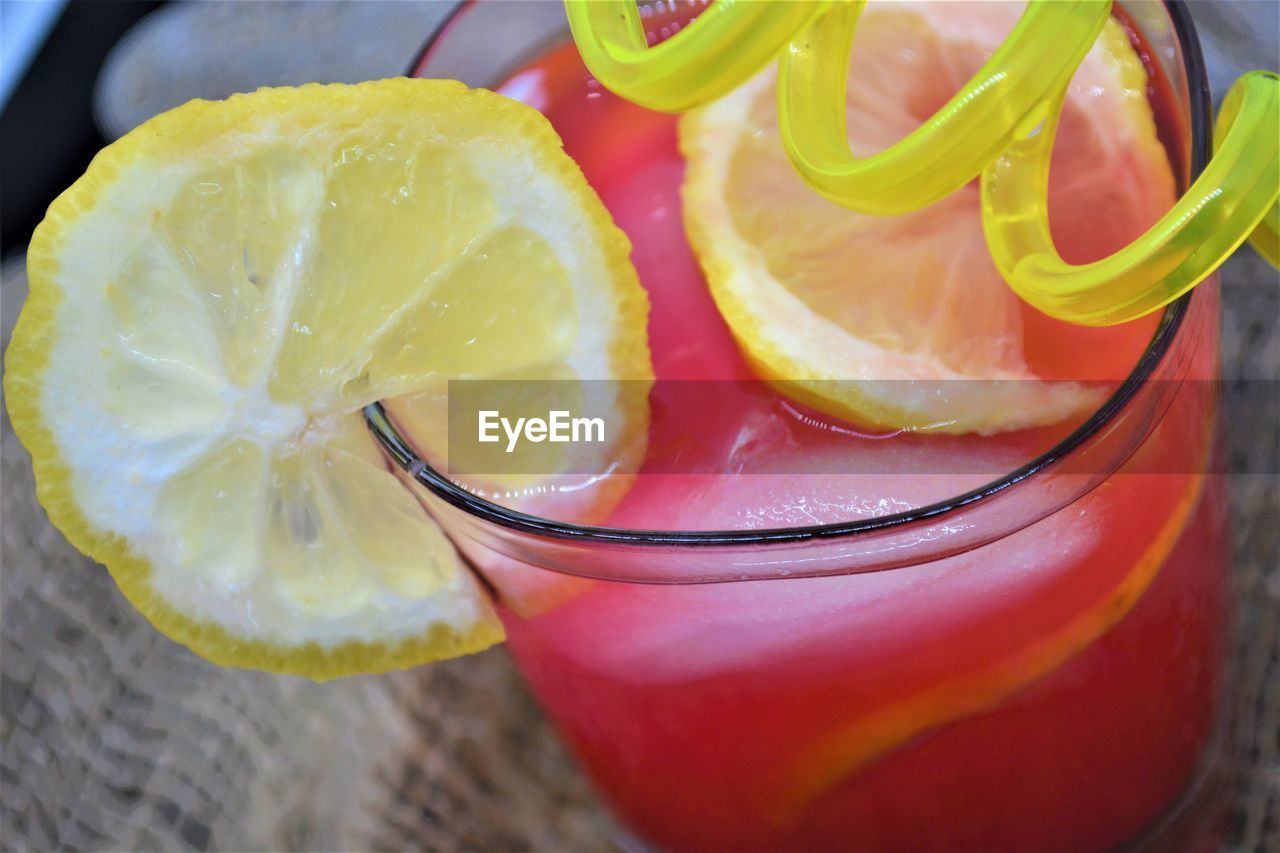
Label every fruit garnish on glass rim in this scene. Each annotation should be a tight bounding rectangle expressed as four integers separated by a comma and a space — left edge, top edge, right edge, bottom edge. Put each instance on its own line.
3, 79, 651, 679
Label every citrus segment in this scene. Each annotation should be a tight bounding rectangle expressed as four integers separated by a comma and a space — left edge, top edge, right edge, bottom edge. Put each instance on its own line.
775, 467, 1207, 825
4, 79, 651, 679
680, 3, 1173, 433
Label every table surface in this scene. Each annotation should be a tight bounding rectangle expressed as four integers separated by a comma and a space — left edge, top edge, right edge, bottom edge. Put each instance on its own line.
2, 2, 1277, 850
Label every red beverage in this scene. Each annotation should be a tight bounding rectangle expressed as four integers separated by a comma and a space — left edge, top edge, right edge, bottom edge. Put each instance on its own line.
412, 3, 1232, 849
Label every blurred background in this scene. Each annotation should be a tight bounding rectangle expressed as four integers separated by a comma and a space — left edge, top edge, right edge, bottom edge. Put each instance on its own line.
1, 1, 1277, 850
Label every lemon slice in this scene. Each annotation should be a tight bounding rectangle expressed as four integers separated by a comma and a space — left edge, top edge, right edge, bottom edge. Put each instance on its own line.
680, 4, 1175, 434
4, 79, 651, 679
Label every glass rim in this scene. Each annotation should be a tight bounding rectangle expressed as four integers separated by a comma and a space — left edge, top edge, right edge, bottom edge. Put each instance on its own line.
369, 0, 1212, 549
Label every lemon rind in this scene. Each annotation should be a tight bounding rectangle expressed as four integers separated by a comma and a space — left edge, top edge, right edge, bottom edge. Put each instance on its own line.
5, 79, 651, 679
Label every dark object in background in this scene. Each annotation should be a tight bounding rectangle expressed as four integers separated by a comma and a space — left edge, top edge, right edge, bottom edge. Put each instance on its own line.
1, 0, 448, 256
0, 1, 163, 253
91, 0, 447, 141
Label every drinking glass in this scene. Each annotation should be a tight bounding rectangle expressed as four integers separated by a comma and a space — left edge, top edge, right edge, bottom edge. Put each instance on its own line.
376, 2, 1234, 848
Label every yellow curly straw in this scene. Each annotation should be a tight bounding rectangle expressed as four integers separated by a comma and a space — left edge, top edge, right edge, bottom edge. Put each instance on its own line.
983, 69, 1279, 325
565, 0, 826, 113
777, 0, 1110, 216
565, 0, 1280, 326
